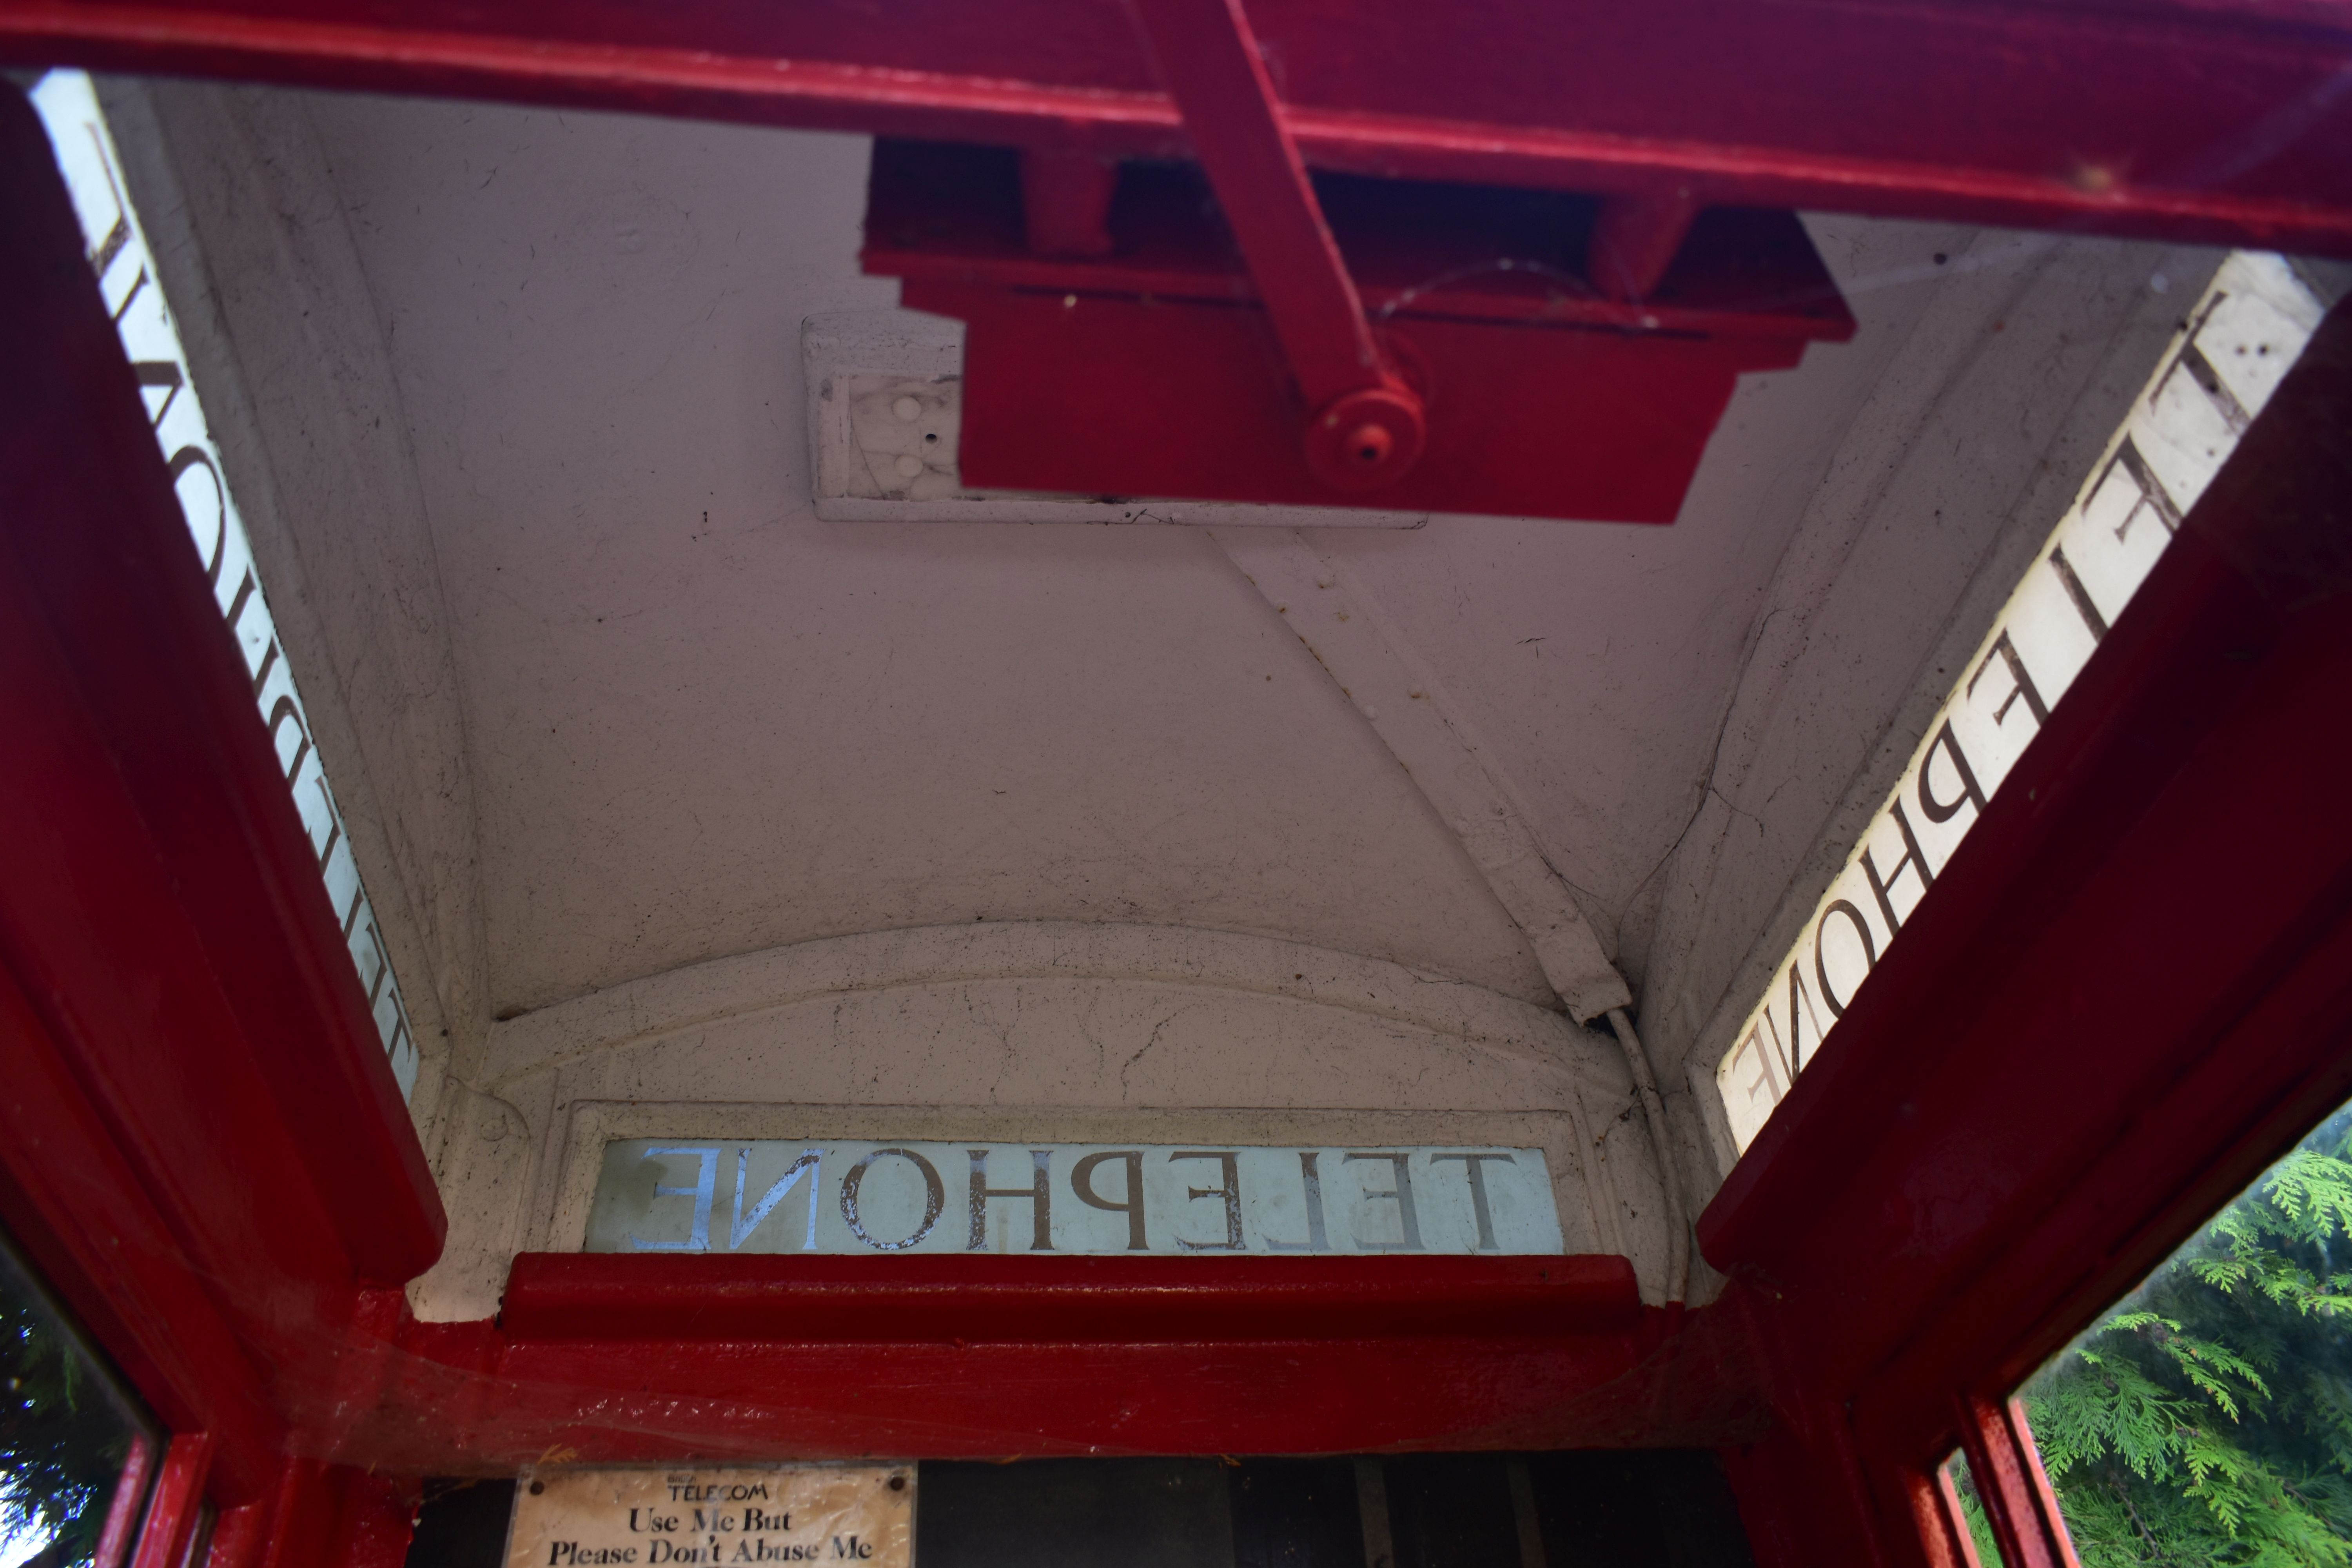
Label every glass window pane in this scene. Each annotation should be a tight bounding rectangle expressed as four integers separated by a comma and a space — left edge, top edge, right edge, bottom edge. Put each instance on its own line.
2016, 1100, 2352, 1566
0, 1232, 160, 1568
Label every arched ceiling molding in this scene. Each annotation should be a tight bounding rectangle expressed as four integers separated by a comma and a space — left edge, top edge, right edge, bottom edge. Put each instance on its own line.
477, 919, 1628, 1094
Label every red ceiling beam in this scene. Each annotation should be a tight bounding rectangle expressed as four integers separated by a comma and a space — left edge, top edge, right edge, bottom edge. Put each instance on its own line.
0, 0, 2348, 255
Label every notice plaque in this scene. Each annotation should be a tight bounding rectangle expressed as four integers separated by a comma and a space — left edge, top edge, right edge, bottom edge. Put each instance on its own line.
507, 1465, 913, 1568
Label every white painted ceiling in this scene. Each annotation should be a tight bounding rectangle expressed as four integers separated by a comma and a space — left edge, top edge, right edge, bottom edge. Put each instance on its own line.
123, 80, 2207, 1164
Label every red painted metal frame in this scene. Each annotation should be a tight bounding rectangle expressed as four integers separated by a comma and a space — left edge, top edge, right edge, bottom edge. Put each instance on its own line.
0, 77, 437, 1525
324, 1278, 1764, 1472
0, 85, 441, 1294
905, 276, 1832, 521
1, 0, 2348, 256
1700, 298, 2352, 1564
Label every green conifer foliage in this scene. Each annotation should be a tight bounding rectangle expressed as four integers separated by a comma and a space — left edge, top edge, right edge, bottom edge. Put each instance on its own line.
0, 1283, 139, 1568
2022, 1108, 2352, 1566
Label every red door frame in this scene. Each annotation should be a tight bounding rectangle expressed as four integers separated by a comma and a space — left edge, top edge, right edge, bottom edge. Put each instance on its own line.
4, 29, 2352, 1568
1699, 294, 2352, 1565
0, 80, 441, 1564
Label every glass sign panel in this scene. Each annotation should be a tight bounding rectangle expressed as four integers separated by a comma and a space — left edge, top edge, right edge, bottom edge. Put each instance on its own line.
587, 1142, 1564, 1256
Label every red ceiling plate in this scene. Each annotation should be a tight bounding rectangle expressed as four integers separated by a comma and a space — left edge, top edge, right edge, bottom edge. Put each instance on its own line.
866, 144, 1855, 521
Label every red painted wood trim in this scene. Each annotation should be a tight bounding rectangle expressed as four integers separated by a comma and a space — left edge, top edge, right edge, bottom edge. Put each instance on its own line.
330, 1474, 420, 1568
1851, 750, 2352, 1465
241, 1461, 339, 1568
202, 1498, 266, 1568
0, 0, 2347, 254
2006, 1400, 2082, 1568
500, 1253, 1642, 1343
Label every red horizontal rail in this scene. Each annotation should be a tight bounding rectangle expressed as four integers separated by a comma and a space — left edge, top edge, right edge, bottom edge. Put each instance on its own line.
501, 1253, 1641, 1343
1, 0, 2348, 254
328, 1271, 1755, 1466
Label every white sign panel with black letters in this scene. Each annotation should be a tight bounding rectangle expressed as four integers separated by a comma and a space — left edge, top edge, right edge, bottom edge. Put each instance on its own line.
29, 71, 421, 1098
508, 1465, 912, 1568
586, 1141, 1564, 1256
1714, 252, 2327, 1154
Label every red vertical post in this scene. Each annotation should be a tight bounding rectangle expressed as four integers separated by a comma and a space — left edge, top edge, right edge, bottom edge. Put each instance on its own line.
1917, 1464, 1983, 1568
249, 1461, 341, 1568
205, 1461, 421, 1568
2007, 1399, 2081, 1568
328, 1474, 420, 1568
203, 1501, 270, 1568
1953, 1394, 2079, 1568
92, 1433, 159, 1568
129, 1434, 217, 1568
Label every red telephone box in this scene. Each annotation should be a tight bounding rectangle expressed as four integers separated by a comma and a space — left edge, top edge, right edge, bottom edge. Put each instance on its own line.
0, 3, 2349, 1565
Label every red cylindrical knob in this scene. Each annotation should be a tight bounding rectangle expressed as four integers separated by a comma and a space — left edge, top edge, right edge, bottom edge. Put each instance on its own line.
1305, 384, 1426, 491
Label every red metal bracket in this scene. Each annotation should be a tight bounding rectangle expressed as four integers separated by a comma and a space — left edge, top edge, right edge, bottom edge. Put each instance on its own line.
866, 146, 1852, 523
1125, 0, 1424, 488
